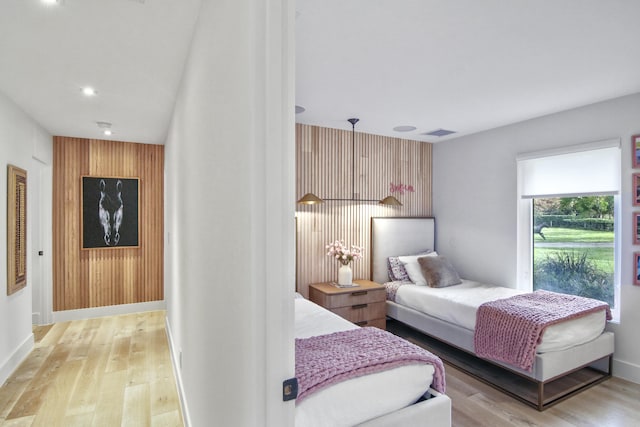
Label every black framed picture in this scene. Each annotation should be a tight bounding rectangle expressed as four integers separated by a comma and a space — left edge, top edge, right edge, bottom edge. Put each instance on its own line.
81, 176, 139, 249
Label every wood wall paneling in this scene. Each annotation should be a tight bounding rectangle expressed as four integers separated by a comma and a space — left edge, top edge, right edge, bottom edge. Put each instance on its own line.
53, 137, 164, 311
295, 124, 432, 297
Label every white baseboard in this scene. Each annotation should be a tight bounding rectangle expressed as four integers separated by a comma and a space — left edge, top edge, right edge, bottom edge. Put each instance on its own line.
613, 357, 640, 384
165, 317, 191, 427
52, 300, 166, 323
0, 333, 34, 386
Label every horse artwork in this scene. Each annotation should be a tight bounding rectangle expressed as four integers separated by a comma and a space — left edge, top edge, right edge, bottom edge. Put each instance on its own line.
82, 176, 139, 249
98, 179, 123, 246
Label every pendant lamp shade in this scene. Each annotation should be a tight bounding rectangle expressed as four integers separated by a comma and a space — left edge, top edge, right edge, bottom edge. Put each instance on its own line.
379, 196, 402, 206
297, 192, 324, 204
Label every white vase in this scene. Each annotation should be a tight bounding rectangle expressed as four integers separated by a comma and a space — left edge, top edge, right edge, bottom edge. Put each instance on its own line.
338, 264, 352, 286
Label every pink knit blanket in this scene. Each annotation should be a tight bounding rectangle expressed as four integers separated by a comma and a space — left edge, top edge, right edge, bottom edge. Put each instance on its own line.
474, 290, 611, 371
295, 327, 445, 403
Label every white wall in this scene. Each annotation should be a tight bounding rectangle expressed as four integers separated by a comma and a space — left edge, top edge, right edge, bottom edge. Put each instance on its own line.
0, 91, 52, 385
164, 0, 295, 425
433, 92, 640, 383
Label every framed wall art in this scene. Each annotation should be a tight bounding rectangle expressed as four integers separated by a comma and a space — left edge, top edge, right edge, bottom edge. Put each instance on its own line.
633, 134, 640, 168
634, 173, 640, 207
81, 176, 140, 249
635, 213, 640, 245
635, 253, 640, 286
7, 165, 27, 295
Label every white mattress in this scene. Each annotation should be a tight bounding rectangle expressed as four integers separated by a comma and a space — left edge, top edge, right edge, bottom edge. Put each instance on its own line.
295, 297, 436, 427
395, 280, 606, 353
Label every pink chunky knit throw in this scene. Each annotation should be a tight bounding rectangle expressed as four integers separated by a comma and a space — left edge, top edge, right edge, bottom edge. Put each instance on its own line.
295, 327, 445, 403
474, 290, 611, 371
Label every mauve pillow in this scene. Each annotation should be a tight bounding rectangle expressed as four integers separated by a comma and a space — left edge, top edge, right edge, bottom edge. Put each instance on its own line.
417, 256, 462, 288
387, 256, 410, 282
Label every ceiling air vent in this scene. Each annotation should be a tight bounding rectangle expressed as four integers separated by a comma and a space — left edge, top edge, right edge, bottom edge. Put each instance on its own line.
424, 129, 456, 137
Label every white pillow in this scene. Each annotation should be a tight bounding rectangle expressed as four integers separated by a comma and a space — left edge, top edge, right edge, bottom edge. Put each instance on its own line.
398, 252, 438, 286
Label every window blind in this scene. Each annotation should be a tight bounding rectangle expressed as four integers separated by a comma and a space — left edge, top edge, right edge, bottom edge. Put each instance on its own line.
517, 139, 621, 199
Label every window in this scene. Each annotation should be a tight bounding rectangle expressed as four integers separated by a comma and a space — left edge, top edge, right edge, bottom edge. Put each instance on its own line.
517, 139, 621, 321
533, 196, 615, 308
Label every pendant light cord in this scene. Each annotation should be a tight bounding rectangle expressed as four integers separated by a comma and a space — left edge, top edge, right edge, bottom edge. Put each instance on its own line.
348, 118, 359, 200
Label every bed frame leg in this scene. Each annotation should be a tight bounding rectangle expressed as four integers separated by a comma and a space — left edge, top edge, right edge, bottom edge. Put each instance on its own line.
538, 382, 544, 411
536, 354, 612, 411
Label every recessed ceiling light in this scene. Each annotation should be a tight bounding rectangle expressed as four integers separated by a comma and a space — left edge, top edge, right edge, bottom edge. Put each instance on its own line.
96, 121, 112, 136
82, 87, 97, 96
41, 0, 60, 5
393, 125, 416, 132
295, 105, 306, 114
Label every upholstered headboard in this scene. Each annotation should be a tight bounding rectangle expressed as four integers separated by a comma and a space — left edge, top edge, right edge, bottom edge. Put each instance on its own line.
370, 217, 435, 284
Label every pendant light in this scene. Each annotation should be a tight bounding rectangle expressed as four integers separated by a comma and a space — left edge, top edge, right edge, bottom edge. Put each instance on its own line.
379, 195, 402, 206
297, 118, 402, 206
297, 192, 324, 204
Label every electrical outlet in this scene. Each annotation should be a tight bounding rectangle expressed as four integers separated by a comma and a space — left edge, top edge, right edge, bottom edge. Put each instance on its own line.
283, 378, 298, 401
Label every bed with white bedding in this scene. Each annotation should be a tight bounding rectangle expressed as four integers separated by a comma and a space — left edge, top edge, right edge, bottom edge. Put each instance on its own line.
394, 280, 607, 354
371, 217, 614, 410
295, 296, 451, 427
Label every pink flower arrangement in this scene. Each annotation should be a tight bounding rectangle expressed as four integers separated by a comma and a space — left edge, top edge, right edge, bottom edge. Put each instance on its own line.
326, 240, 364, 266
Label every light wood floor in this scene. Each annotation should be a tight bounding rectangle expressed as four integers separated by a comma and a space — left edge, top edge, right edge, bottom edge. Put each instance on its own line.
3, 312, 640, 427
388, 320, 640, 427
0, 311, 183, 427
445, 363, 640, 426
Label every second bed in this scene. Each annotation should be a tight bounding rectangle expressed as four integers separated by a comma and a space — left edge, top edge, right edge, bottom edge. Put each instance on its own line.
371, 216, 614, 410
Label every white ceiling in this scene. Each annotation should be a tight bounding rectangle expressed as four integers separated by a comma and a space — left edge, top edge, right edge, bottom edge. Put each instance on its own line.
296, 0, 640, 141
1, 1, 640, 145
0, 0, 202, 144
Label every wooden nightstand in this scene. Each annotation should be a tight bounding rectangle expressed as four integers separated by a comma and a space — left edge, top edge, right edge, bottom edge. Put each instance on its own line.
308, 279, 386, 330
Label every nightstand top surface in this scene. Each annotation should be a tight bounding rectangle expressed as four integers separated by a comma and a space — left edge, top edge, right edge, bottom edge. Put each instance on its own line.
309, 279, 383, 295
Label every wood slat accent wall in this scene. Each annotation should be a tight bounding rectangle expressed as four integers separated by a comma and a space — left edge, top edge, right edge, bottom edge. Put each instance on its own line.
296, 124, 432, 297
52, 137, 164, 311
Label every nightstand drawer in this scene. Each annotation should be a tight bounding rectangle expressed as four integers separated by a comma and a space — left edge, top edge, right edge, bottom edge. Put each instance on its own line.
312, 288, 385, 309
308, 280, 386, 330
330, 301, 386, 323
